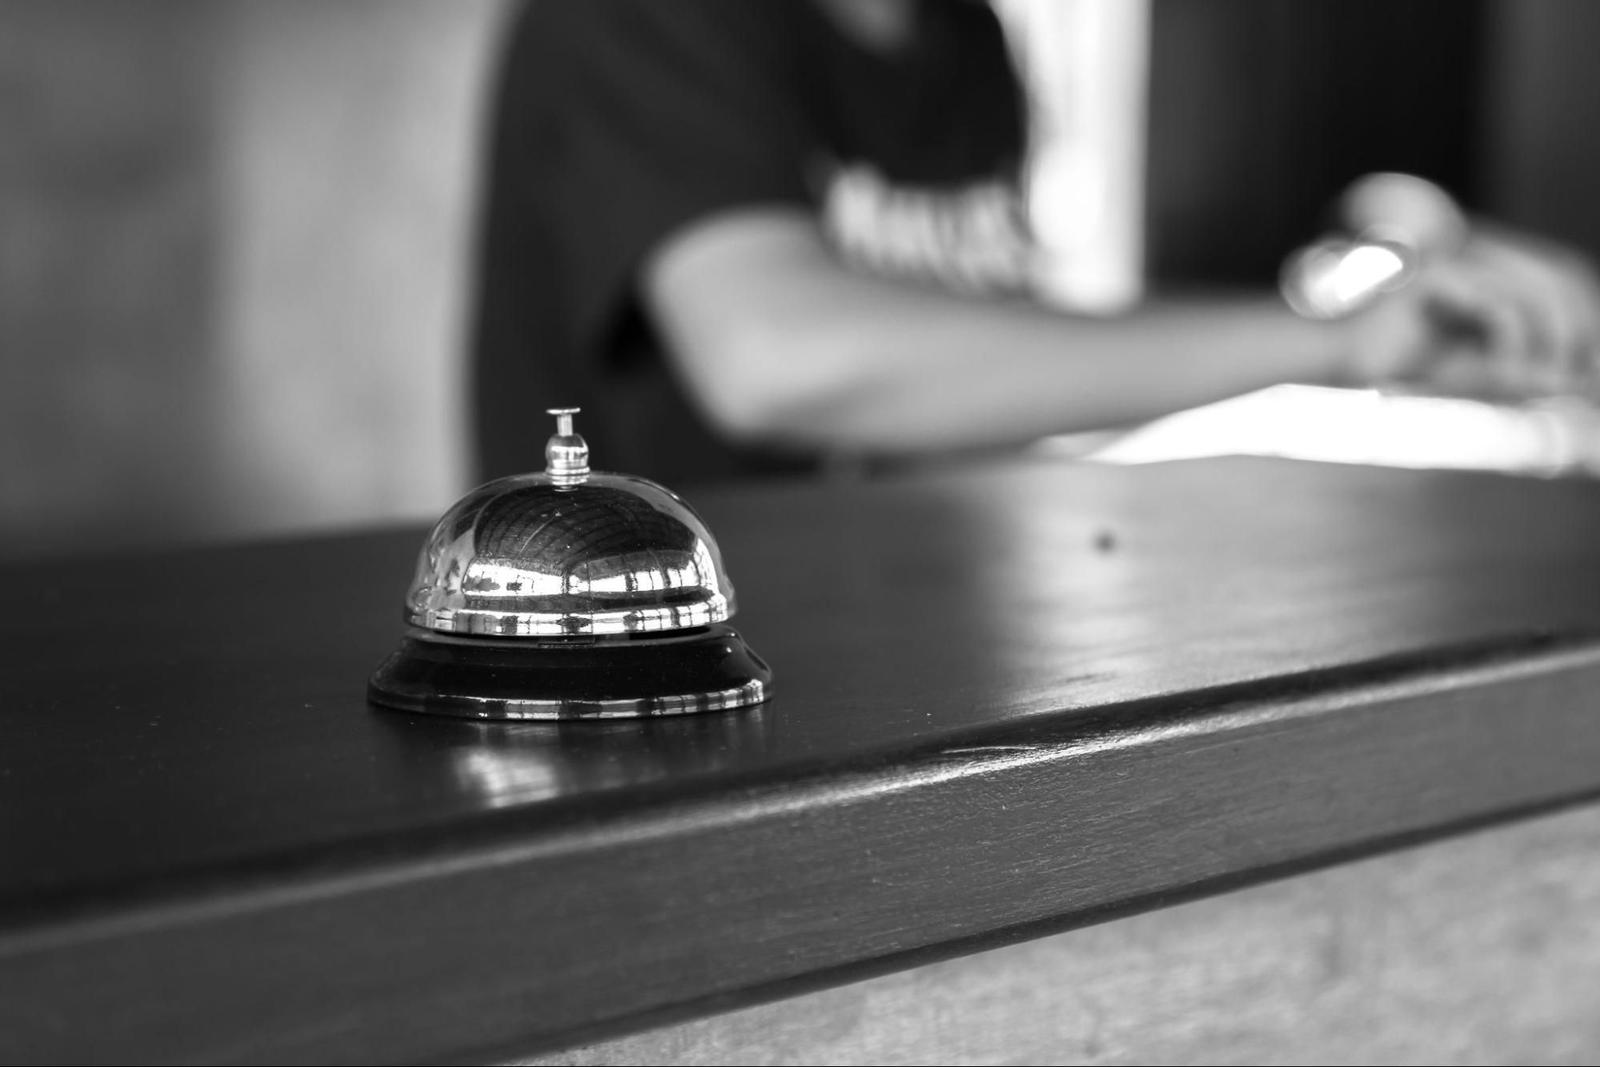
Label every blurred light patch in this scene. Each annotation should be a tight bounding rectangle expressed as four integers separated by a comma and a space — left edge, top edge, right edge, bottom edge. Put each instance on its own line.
453, 747, 563, 809
1281, 241, 1411, 320
1041, 385, 1600, 477
997, 0, 1149, 314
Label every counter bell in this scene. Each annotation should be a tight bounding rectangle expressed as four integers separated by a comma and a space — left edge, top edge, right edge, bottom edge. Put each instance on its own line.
368, 409, 772, 719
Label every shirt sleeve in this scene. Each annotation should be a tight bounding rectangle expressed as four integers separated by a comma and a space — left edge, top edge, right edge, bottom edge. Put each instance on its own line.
524, 0, 815, 352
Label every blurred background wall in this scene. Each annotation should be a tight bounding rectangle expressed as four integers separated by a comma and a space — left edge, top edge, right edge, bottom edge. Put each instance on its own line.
2, 0, 1598, 558
1, 0, 508, 557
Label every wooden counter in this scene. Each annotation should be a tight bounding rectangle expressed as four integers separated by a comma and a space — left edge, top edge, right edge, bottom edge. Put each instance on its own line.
3, 457, 1599, 1064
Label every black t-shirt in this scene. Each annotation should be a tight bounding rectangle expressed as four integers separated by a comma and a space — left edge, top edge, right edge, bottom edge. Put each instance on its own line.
472, 0, 1026, 485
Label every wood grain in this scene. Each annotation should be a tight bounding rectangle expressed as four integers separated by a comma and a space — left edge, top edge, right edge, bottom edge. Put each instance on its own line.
525, 802, 1600, 1066
2, 457, 1600, 1064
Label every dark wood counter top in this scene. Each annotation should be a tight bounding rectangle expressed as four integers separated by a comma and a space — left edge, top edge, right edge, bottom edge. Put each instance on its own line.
4, 457, 1600, 1064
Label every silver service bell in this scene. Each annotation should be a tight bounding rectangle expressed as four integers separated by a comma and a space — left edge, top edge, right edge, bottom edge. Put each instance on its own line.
368, 408, 772, 720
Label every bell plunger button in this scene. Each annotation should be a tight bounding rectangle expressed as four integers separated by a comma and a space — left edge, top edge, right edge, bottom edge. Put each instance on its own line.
543, 407, 590, 486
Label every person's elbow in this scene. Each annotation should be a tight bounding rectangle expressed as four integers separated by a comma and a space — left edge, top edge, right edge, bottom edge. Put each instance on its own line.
641, 209, 864, 448
670, 303, 860, 447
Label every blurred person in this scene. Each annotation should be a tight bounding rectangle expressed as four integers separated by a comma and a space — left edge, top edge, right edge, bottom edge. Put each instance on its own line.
471, 0, 1600, 484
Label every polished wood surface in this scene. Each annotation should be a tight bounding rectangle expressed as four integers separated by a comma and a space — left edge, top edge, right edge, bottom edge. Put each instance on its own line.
3, 457, 1600, 1064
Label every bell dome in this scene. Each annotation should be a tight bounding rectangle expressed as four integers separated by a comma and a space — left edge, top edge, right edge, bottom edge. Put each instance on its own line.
405, 473, 734, 638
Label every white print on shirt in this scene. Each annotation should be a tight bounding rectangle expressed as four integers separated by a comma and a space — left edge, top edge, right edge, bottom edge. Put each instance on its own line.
820, 164, 1035, 295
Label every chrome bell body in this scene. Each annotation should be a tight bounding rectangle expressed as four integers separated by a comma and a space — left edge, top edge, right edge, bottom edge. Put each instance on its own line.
368, 410, 772, 720
405, 472, 732, 639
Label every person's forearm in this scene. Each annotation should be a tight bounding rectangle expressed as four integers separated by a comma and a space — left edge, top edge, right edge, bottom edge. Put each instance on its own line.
745, 279, 1343, 454
646, 211, 1349, 454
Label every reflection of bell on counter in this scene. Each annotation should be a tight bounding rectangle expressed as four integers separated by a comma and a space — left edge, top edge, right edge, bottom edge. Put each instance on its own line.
368, 408, 772, 719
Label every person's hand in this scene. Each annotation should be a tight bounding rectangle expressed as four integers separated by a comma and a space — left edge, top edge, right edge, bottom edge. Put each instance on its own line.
1343, 226, 1600, 400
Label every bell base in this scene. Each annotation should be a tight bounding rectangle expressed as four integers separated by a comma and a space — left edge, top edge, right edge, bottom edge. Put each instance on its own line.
367, 624, 772, 720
